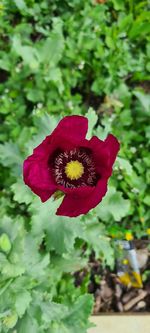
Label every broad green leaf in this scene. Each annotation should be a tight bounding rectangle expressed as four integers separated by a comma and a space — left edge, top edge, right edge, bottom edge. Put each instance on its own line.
63, 295, 93, 333
44, 67, 64, 93
22, 235, 50, 277
26, 113, 59, 154
86, 108, 98, 139
0, 57, 11, 71
3, 311, 18, 329
95, 122, 112, 140
13, 0, 27, 10
41, 301, 68, 324
97, 187, 130, 222
143, 195, 150, 206
129, 21, 150, 39
46, 217, 79, 254
117, 157, 133, 176
0, 142, 23, 167
133, 90, 150, 113
51, 252, 88, 274
41, 31, 64, 66
118, 14, 133, 33
0, 233, 11, 253
17, 314, 40, 333
82, 222, 114, 266
11, 180, 34, 205
111, 0, 125, 10
29, 197, 63, 237
105, 36, 115, 49
12, 35, 40, 69
33, 113, 59, 137
0, 260, 25, 278
15, 291, 32, 317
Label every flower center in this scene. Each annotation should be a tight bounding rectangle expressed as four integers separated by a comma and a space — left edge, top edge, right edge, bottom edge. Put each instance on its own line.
65, 160, 84, 180
51, 147, 98, 188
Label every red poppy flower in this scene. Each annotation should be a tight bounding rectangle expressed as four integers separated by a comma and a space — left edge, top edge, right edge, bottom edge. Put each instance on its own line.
23, 115, 120, 217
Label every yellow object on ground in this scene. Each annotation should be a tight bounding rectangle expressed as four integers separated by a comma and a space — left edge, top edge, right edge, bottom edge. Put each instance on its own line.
116, 240, 143, 288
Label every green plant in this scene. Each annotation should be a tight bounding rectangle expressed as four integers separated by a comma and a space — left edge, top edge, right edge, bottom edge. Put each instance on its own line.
0, 0, 150, 330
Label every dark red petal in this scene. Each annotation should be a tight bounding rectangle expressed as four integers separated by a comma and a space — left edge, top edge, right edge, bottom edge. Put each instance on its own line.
23, 156, 56, 202
56, 179, 107, 217
56, 184, 94, 196
33, 116, 88, 159
88, 136, 110, 176
104, 134, 120, 166
88, 134, 120, 177
52, 115, 88, 141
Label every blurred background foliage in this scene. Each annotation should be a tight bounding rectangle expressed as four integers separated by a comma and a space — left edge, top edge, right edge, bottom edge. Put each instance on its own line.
0, 0, 150, 331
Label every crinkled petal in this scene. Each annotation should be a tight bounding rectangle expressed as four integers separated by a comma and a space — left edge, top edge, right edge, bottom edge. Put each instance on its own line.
57, 184, 94, 196
88, 134, 120, 177
56, 178, 107, 217
33, 116, 88, 158
88, 136, 110, 175
23, 156, 56, 202
104, 134, 120, 166
53, 115, 88, 141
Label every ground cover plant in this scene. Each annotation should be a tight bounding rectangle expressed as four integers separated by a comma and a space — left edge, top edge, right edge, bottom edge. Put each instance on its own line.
0, 0, 150, 331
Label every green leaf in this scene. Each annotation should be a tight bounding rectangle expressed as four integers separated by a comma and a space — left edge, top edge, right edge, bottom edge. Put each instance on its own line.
3, 311, 18, 329
12, 35, 40, 69
22, 235, 50, 277
41, 301, 68, 324
0, 57, 11, 71
0, 233, 11, 253
29, 197, 63, 237
46, 217, 79, 254
26, 113, 59, 154
51, 252, 88, 274
0, 142, 23, 167
117, 157, 133, 176
41, 36, 63, 65
13, 0, 27, 11
97, 187, 130, 222
118, 14, 133, 33
0, 256, 25, 278
105, 36, 115, 49
11, 180, 34, 205
86, 108, 98, 139
33, 113, 59, 137
63, 295, 93, 333
133, 90, 150, 113
129, 21, 150, 39
111, 0, 125, 10
41, 21, 64, 67
17, 314, 40, 333
44, 67, 64, 93
143, 195, 150, 206
15, 291, 32, 317
82, 222, 114, 266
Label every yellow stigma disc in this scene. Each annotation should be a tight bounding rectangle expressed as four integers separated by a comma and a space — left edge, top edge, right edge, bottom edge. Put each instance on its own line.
65, 160, 84, 180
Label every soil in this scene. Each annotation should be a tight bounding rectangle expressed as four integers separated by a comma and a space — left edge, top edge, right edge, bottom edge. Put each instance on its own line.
75, 240, 150, 313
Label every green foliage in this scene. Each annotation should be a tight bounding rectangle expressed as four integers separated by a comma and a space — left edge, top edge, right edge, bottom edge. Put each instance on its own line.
0, 233, 11, 253
0, 0, 150, 331
96, 187, 130, 222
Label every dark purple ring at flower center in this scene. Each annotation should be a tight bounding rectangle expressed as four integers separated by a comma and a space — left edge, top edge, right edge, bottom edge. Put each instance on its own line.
50, 147, 99, 189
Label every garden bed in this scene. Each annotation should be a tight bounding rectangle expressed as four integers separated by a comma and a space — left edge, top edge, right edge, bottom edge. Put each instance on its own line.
0, 1, 150, 332
75, 240, 150, 313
